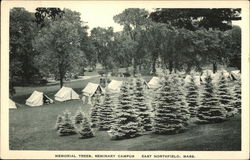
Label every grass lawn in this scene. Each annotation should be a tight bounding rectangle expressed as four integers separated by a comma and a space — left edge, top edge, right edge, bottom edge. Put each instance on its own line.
9, 75, 241, 151
9, 100, 241, 150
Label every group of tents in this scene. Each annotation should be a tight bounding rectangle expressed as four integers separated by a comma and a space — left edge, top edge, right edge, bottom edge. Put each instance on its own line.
9, 87, 80, 109
9, 69, 240, 109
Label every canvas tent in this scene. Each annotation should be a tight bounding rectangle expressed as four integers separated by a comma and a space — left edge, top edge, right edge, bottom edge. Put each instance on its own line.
211, 70, 231, 83
184, 75, 201, 86
55, 86, 80, 102
82, 82, 104, 104
26, 91, 53, 107
148, 77, 161, 89
106, 80, 123, 93
9, 99, 17, 109
230, 70, 241, 80
202, 69, 214, 76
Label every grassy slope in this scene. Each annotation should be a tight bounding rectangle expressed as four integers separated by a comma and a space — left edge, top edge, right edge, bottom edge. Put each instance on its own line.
9, 75, 240, 151
9, 100, 241, 150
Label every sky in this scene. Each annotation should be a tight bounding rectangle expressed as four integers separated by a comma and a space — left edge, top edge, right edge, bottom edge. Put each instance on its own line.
25, 6, 242, 33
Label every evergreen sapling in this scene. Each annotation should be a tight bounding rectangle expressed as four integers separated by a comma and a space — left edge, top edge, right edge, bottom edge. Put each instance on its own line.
234, 78, 241, 113
78, 114, 94, 139
153, 75, 186, 134
57, 110, 76, 136
173, 74, 190, 126
197, 73, 227, 124
217, 72, 236, 117
90, 92, 101, 128
134, 77, 152, 132
186, 74, 199, 118
98, 90, 115, 130
108, 81, 141, 140
55, 114, 63, 130
74, 107, 84, 124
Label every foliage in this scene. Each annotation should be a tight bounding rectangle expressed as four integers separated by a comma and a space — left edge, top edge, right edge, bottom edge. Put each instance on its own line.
217, 72, 237, 117
98, 90, 115, 130
55, 114, 63, 130
114, 8, 151, 75
150, 9, 241, 31
134, 77, 152, 132
173, 74, 190, 125
78, 115, 94, 139
9, 8, 39, 91
90, 92, 101, 128
226, 26, 241, 70
234, 78, 241, 113
74, 107, 84, 124
57, 110, 77, 136
33, 9, 88, 88
34, 8, 64, 27
186, 74, 200, 118
90, 27, 116, 70
197, 73, 227, 124
153, 74, 186, 134
108, 81, 141, 140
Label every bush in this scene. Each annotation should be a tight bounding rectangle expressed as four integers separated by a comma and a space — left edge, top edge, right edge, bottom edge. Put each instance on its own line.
108, 81, 141, 140
57, 111, 77, 136
98, 70, 107, 77
123, 72, 131, 77
78, 115, 94, 139
197, 73, 227, 124
74, 108, 84, 124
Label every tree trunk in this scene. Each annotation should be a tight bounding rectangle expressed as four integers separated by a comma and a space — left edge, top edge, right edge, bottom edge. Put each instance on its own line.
139, 62, 142, 72
212, 62, 217, 73
59, 68, 64, 88
169, 60, 173, 74
152, 58, 156, 75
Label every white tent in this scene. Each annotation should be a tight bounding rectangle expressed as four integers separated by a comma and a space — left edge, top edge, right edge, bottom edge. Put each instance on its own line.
212, 70, 231, 83
26, 91, 53, 107
184, 75, 201, 85
9, 99, 17, 109
106, 80, 123, 93
230, 70, 241, 80
148, 77, 161, 89
55, 86, 80, 102
202, 69, 213, 76
82, 82, 104, 104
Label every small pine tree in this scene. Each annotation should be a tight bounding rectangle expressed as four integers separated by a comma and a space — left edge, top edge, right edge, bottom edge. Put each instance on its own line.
57, 110, 76, 136
55, 114, 63, 130
108, 81, 141, 140
173, 74, 190, 126
78, 115, 94, 139
74, 107, 84, 124
217, 72, 236, 117
197, 73, 227, 124
186, 74, 199, 118
134, 77, 152, 132
153, 75, 186, 134
234, 78, 241, 113
90, 92, 101, 128
98, 90, 115, 130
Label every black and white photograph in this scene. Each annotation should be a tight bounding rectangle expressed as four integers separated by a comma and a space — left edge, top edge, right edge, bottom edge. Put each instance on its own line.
1, 1, 249, 160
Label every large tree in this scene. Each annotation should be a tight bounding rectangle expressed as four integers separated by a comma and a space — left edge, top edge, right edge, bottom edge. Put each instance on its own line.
113, 8, 150, 75
33, 9, 87, 87
90, 27, 116, 71
150, 9, 241, 31
9, 8, 38, 93
226, 26, 241, 70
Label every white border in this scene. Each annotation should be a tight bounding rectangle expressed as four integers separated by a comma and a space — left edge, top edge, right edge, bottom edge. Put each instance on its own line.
1, 1, 249, 159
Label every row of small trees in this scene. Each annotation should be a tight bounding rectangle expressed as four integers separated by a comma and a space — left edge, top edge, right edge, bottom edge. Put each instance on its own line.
186, 72, 241, 122
55, 72, 241, 139
55, 109, 94, 139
